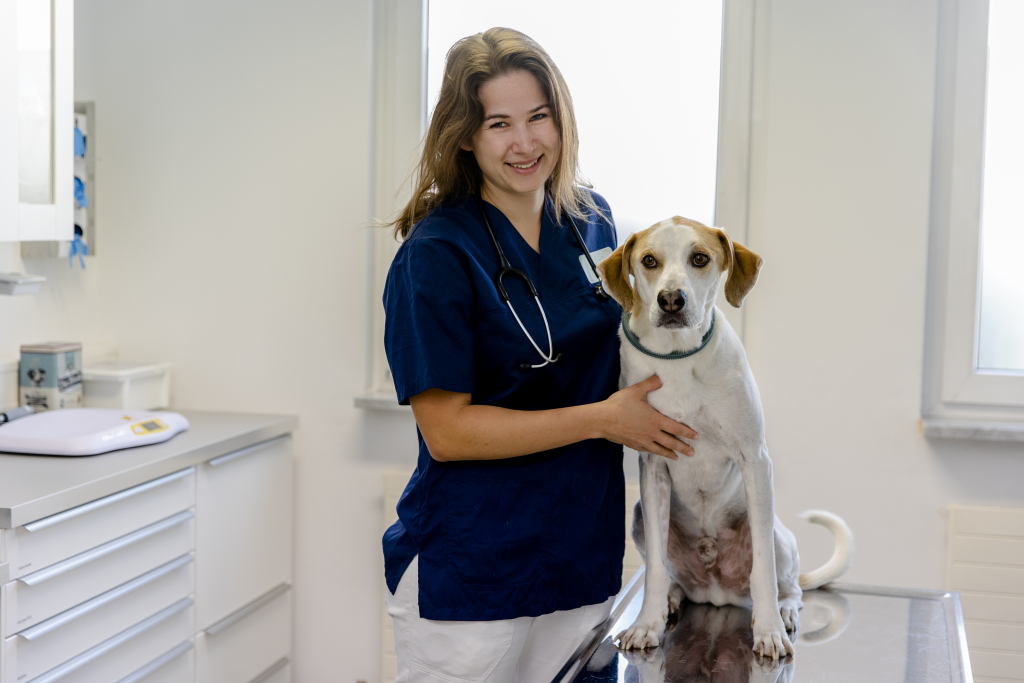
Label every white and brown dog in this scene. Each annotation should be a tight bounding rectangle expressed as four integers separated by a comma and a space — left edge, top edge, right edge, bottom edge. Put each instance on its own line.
597, 217, 854, 660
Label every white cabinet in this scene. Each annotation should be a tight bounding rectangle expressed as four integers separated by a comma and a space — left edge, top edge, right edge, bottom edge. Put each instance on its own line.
195, 587, 291, 683
0, 436, 294, 683
195, 437, 292, 630
0, 0, 75, 242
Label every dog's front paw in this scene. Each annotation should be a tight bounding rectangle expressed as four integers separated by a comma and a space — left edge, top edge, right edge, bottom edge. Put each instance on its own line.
750, 651, 794, 683
621, 647, 667, 682
616, 619, 665, 650
780, 606, 800, 633
751, 615, 794, 661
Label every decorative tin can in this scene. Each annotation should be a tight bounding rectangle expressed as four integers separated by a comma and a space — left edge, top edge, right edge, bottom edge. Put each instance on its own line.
20, 342, 83, 411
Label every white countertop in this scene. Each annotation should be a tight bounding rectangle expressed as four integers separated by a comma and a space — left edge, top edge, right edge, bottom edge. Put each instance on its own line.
0, 410, 298, 529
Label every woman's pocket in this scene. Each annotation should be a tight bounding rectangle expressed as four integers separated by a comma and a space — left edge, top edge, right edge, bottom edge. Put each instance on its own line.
446, 466, 551, 589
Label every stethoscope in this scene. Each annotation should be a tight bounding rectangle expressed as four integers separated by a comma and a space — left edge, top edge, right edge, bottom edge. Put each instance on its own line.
475, 193, 610, 371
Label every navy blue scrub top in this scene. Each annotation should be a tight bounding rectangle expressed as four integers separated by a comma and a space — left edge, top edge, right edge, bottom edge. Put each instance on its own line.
382, 190, 625, 622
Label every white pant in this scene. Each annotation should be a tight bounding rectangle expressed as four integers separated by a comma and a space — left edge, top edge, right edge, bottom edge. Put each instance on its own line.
386, 556, 614, 683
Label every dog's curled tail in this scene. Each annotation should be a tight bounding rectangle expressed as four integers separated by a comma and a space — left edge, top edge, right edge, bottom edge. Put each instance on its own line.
797, 510, 855, 590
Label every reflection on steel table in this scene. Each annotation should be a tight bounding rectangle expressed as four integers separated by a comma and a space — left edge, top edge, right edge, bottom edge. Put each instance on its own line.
554, 568, 973, 683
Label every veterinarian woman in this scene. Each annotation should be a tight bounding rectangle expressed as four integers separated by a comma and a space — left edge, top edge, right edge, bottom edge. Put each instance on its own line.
382, 28, 696, 682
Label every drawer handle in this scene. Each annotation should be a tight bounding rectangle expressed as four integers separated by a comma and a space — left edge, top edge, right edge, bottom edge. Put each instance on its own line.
208, 435, 287, 467
20, 509, 195, 586
115, 639, 193, 683
205, 582, 291, 636
24, 468, 194, 532
251, 656, 290, 683
26, 597, 193, 683
18, 554, 194, 640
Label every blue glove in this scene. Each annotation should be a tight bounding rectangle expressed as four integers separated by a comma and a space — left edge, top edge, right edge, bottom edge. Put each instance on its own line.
74, 176, 88, 208
69, 225, 88, 269
74, 125, 86, 157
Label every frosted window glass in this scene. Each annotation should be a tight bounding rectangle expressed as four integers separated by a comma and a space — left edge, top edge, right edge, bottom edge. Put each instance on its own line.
17, 0, 53, 205
427, 0, 723, 242
977, 0, 1024, 372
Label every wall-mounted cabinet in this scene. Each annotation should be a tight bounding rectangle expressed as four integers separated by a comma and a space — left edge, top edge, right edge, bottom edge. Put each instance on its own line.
0, 0, 75, 243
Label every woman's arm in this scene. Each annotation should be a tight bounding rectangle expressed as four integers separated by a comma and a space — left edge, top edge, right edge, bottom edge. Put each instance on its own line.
410, 375, 697, 462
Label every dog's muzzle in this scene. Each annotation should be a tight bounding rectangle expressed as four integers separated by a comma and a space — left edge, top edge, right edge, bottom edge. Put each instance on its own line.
657, 289, 686, 313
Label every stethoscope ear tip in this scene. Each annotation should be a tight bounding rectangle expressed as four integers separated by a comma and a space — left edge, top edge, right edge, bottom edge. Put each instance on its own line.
593, 284, 610, 301
518, 362, 533, 372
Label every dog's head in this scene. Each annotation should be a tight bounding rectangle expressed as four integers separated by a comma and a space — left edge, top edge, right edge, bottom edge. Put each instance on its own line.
597, 217, 763, 330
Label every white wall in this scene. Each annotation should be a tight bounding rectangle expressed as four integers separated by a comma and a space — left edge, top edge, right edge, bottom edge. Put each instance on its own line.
743, 0, 1024, 589
73, 1, 420, 681
0, 246, 107, 364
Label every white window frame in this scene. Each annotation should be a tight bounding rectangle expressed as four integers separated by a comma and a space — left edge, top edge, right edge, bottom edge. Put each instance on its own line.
922, 0, 1024, 440
356, 0, 427, 411
356, 0, 763, 410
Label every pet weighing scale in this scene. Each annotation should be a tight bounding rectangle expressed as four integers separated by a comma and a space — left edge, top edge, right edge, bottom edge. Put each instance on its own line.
0, 409, 189, 456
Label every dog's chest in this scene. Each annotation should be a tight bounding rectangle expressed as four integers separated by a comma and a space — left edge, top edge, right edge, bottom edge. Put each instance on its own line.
636, 364, 748, 448
622, 343, 765, 503
620, 336, 764, 453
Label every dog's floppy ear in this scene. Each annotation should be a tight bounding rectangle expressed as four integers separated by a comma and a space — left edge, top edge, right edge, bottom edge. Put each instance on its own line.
597, 233, 638, 312
714, 229, 763, 308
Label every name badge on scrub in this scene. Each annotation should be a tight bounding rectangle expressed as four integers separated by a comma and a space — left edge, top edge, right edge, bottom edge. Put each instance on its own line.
580, 247, 613, 284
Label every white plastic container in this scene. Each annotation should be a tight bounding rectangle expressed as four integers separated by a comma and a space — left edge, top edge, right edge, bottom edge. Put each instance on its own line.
82, 361, 172, 410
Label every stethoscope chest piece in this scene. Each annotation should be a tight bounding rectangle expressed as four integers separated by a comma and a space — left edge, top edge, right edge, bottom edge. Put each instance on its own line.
518, 353, 562, 373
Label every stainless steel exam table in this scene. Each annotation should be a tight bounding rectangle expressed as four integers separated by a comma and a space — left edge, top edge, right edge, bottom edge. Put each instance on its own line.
554, 568, 973, 683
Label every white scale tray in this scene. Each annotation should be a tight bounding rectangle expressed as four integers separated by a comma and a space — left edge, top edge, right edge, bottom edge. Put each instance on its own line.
0, 409, 189, 456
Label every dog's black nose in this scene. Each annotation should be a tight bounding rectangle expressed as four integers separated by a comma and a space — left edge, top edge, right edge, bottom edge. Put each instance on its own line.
657, 289, 686, 312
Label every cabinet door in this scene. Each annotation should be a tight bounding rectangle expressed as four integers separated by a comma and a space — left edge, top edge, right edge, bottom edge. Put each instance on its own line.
196, 436, 292, 630
196, 588, 290, 683
0, 0, 17, 240
0, 0, 74, 242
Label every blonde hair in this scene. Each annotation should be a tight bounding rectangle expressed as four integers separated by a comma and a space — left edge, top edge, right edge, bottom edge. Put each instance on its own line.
390, 27, 600, 240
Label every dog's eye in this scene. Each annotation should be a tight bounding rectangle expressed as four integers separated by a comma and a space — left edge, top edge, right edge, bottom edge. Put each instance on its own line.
691, 253, 709, 267
641, 254, 657, 269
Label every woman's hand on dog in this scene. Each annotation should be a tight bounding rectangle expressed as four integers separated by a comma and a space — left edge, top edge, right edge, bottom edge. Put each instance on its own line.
596, 375, 697, 459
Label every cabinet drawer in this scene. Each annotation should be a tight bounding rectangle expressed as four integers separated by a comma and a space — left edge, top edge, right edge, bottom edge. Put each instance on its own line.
5, 511, 195, 636
5, 468, 195, 580
196, 438, 291, 629
45, 611, 194, 683
196, 584, 291, 683
251, 658, 289, 683
4, 556, 194, 683
123, 643, 195, 683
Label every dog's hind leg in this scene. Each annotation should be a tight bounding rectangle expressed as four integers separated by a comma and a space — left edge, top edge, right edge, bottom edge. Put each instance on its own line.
618, 455, 673, 650
630, 499, 646, 560
774, 520, 802, 634
667, 582, 685, 616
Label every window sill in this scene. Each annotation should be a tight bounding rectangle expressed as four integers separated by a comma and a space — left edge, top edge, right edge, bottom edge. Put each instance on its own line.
353, 392, 412, 413
921, 418, 1024, 443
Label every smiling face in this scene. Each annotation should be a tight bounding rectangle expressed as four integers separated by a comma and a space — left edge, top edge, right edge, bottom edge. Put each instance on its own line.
460, 70, 561, 207
597, 217, 764, 330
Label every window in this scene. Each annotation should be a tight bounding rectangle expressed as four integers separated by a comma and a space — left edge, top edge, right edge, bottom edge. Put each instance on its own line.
923, 0, 1024, 437
359, 0, 757, 404
427, 1, 724, 237
976, 0, 1024, 373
